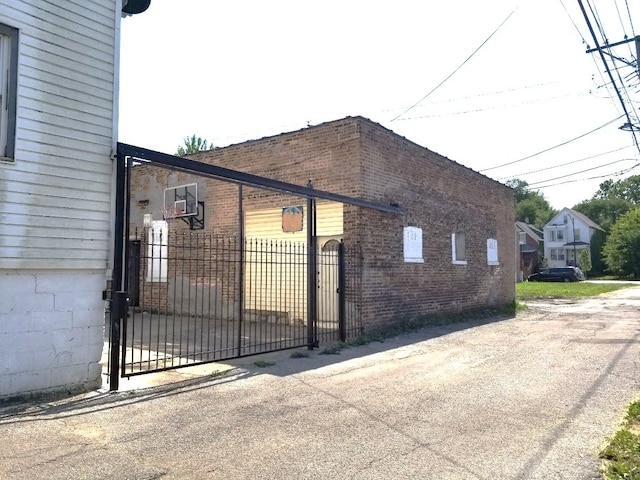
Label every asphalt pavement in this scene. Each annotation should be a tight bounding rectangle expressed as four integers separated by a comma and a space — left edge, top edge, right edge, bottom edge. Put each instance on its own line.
2, 286, 640, 479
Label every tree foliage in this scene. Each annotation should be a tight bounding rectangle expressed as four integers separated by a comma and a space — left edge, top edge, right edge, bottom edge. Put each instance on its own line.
176, 135, 213, 156
594, 175, 640, 204
578, 248, 592, 274
572, 197, 632, 233
603, 208, 640, 279
506, 179, 556, 229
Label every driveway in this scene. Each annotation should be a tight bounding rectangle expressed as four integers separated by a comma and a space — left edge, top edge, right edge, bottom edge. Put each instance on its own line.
2, 286, 640, 479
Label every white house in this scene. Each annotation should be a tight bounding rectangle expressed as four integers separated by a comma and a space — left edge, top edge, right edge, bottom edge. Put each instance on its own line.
543, 208, 602, 269
0, 1, 148, 400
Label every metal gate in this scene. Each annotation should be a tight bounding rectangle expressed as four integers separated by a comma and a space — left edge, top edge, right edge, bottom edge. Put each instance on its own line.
106, 143, 399, 390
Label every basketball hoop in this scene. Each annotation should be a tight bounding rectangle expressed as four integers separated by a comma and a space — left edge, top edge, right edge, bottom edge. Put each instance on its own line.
161, 206, 184, 222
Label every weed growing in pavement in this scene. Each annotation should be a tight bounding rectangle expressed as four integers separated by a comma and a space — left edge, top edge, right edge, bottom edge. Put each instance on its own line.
290, 351, 309, 359
253, 360, 275, 368
317, 304, 518, 355
319, 343, 346, 355
600, 400, 640, 479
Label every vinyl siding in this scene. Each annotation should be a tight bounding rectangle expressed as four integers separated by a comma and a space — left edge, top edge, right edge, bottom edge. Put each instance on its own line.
244, 202, 343, 322
244, 201, 344, 240
0, 0, 117, 270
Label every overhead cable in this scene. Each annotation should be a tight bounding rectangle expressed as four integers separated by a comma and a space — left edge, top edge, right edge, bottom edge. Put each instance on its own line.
479, 115, 623, 172
390, 9, 516, 122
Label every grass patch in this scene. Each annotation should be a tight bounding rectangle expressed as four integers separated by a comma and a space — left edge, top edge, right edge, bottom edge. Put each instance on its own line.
517, 282, 634, 300
600, 400, 640, 479
253, 360, 275, 368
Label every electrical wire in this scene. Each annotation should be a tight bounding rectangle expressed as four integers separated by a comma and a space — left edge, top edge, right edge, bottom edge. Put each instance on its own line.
524, 158, 636, 186
479, 115, 624, 172
496, 145, 632, 180
530, 164, 636, 189
390, 9, 516, 122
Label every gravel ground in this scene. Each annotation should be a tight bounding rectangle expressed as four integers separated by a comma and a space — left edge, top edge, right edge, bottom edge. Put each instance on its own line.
2, 286, 640, 480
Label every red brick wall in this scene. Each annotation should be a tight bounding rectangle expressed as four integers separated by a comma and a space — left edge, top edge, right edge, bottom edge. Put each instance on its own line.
129, 116, 515, 332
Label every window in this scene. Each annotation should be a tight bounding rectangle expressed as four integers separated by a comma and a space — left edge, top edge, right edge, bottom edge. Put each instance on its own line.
518, 231, 526, 245
550, 229, 564, 242
573, 229, 580, 241
550, 248, 565, 261
451, 233, 467, 265
0, 24, 18, 160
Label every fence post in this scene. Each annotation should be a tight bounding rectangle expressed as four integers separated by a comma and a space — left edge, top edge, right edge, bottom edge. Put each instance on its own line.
307, 181, 318, 349
109, 151, 127, 391
338, 241, 346, 342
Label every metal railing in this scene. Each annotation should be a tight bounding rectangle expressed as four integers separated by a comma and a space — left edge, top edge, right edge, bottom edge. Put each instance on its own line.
119, 228, 362, 376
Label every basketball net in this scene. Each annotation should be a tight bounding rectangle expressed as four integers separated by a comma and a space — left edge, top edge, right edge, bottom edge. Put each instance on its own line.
161, 206, 184, 223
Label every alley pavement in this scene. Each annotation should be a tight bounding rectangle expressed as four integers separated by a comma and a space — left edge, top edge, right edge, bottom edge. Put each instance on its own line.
2, 286, 640, 479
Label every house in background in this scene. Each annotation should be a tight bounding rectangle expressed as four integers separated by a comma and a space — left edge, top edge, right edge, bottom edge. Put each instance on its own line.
543, 207, 602, 269
515, 221, 543, 281
0, 1, 149, 400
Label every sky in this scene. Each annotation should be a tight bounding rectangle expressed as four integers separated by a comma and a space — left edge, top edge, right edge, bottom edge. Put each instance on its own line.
118, 0, 640, 210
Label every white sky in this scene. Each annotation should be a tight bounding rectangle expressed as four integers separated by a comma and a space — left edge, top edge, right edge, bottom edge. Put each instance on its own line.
118, 1, 640, 210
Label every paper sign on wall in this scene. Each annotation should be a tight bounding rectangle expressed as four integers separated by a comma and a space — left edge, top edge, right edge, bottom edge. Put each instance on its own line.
403, 226, 424, 263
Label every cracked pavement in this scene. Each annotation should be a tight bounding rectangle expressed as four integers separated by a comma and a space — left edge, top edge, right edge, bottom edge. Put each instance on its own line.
2, 285, 640, 479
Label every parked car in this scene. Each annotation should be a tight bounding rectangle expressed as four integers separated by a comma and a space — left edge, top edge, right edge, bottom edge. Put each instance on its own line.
528, 267, 585, 282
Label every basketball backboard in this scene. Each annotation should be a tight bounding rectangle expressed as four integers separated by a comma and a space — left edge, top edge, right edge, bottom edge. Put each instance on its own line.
163, 183, 198, 218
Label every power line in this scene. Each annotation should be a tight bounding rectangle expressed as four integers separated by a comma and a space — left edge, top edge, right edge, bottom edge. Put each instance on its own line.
479, 115, 623, 172
577, 0, 640, 151
530, 164, 636, 189
525, 158, 636, 186
390, 9, 516, 122
496, 145, 632, 179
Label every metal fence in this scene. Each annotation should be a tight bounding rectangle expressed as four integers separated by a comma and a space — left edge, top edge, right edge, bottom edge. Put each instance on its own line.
119, 227, 362, 377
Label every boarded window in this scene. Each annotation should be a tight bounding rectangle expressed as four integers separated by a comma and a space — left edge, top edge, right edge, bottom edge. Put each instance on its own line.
487, 238, 499, 265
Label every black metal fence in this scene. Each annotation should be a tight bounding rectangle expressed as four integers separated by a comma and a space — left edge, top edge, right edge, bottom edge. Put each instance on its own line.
119, 227, 362, 377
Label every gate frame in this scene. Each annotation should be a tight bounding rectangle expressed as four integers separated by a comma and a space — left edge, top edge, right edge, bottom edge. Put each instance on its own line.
109, 143, 405, 391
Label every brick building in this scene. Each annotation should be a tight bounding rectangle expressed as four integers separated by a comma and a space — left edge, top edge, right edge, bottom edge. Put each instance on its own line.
129, 116, 515, 333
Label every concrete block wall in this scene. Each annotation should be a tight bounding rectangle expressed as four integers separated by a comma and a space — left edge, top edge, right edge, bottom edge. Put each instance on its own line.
0, 271, 105, 400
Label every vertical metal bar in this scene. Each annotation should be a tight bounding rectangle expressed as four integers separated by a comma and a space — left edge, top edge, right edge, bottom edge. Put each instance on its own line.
109, 151, 126, 391
306, 180, 317, 349
338, 241, 346, 342
237, 185, 244, 357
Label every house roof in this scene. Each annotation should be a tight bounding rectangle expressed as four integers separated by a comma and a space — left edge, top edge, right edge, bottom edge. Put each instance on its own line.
515, 221, 543, 242
545, 207, 603, 231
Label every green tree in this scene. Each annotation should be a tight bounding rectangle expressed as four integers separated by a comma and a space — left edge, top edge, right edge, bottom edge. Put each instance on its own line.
176, 135, 213, 156
603, 208, 640, 279
578, 248, 592, 275
594, 175, 640, 204
572, 197, 632, 232
506, 179, 556, 229
589, 229, 607, 276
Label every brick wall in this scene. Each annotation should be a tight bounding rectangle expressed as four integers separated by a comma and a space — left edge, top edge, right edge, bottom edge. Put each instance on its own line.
129, 116, 515, 333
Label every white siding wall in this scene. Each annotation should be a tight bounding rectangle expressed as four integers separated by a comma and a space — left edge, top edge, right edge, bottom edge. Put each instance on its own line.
0, 1, 118, 399
0, 1, 116, 270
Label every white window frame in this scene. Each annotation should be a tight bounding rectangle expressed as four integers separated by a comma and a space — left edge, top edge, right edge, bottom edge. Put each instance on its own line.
0, 23, 18, 161
573, 229, 580, 242
451, 233, 467, 265
518, 231, 526, 245
550, 229, 564, 242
